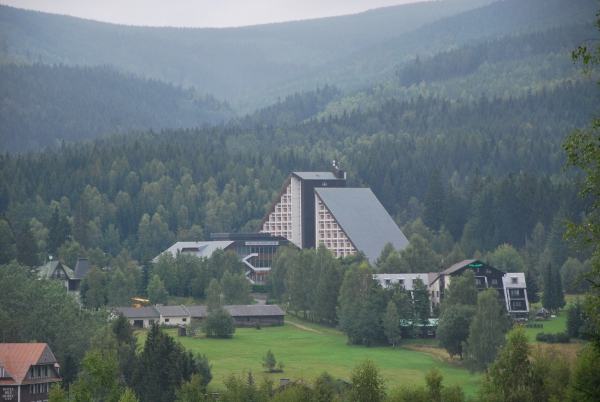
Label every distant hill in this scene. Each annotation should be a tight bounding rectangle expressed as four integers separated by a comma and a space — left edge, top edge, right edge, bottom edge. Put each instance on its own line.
0, 0, 496, 110
0, 63, 234, 153
321, 20, 597, 116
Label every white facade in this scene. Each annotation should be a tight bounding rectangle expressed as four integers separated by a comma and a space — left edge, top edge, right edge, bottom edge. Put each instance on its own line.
315, 197, 356, 258
259, 176, 303, 247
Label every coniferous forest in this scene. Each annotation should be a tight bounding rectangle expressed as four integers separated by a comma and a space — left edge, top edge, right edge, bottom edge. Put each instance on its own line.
2, 0, 600, 399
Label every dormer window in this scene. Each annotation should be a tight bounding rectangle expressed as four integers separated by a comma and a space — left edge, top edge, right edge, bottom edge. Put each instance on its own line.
511, 277, 518, 284
398, 279, 404, 285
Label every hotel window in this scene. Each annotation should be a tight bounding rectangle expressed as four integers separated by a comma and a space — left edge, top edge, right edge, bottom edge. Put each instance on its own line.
510, 289, 520, 297
511, 277, 518, 284
476, 278, 483, 285
491, 279, 498, 285
385, 279, 391, 287
398, 279, 404, 285
513, 300, 522, 307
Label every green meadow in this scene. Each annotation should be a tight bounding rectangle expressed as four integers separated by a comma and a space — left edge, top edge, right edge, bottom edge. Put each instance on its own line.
147, 318, 482, 396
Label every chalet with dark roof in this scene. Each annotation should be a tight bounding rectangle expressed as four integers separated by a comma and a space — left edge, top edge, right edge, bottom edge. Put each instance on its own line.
0, 343, 61, 402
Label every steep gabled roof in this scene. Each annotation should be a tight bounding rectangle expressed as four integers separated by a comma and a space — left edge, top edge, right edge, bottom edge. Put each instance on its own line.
37, 261, 74, 280
73, 258, 90, 279
315, 188, 409, 263
0, 343, 57, 385
441, 259, 506, 276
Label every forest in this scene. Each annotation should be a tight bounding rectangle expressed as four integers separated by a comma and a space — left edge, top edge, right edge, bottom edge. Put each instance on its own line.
1, 0, 600, 399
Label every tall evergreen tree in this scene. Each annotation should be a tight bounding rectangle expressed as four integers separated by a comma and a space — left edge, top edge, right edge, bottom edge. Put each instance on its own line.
0, 219, 15, 264
525, 269, 541, 304
16, 221, 39, 267
552, 262, 566, 313
132, 324, 198, 402
423, 169, 446, 233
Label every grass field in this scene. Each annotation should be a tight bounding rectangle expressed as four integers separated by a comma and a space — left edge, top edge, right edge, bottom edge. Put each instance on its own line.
144, 318, 483, 396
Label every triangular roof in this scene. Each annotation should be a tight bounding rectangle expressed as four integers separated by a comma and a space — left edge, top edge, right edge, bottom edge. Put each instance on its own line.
73, 258, 90, 279
37, 261, 74, 280
0, 343, 57, 384
314, 188, 409, 263
440, 259, 506, 276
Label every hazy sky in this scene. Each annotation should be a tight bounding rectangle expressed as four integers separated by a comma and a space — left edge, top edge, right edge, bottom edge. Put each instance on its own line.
1, 0, 429, 28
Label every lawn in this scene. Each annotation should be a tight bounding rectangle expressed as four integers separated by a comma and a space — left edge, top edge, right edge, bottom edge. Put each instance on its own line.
142, 318, 482, 396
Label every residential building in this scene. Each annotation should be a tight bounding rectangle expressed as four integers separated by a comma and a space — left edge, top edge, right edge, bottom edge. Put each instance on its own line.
37, 257, 89, 295
0, 343, 61, 402
378, 259, 529, 318
116, 306, 159, 328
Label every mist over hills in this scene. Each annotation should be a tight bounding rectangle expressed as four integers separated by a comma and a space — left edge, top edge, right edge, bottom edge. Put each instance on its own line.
0, 0, 520, 108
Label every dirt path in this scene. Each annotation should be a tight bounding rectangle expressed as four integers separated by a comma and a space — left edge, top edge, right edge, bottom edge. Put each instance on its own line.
286, 320, 324, 334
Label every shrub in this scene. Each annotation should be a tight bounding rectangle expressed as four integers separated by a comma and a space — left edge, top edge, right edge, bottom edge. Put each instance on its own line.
536, 332, 570, 343
254, 321, 262, 330
555, 332, 571, 343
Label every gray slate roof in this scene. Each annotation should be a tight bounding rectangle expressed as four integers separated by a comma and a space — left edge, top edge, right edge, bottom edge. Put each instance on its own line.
440, 259, 477, 275
73, 258, 90, 279
154, 305, 190, 317
187, 305, 285, 318
117, 307, 159, 319
315, 188, 409, 263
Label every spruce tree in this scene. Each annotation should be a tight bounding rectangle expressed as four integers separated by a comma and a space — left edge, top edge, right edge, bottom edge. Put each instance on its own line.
16, 221, 39, 268
553, 263, 566, 313
542, 264, 556, 312
423, 169, 446, 233
525, 269, 541, 304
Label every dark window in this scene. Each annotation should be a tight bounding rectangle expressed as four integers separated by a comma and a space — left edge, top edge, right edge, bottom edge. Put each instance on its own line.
511, 277, 518, 284
385, 279, 391, 286
165, 318, 170, 323
491, 279, 498, 285
182, 318, 187, 322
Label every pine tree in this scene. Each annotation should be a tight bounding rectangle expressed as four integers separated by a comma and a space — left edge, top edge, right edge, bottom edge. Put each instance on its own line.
553, 262, 566, 313
525, 269, 541, 304
423, 169, 446, 233
16, 221, 39, 267
542, 264, 556, 312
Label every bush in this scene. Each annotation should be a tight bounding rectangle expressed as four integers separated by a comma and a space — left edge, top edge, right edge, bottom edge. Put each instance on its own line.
251, 284, 266, 293
536, 332, 549, 342
203, 308, 236, 338
254, 321, 261, 330
555, 332, 571, 343
536, 332, 570, 343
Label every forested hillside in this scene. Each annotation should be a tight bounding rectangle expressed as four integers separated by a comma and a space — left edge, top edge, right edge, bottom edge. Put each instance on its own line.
0, 0, 494, 108
0, 0, 594, 112
0, 63, 234, 153
0, 75, 594, 270
322, 20, 597, 115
